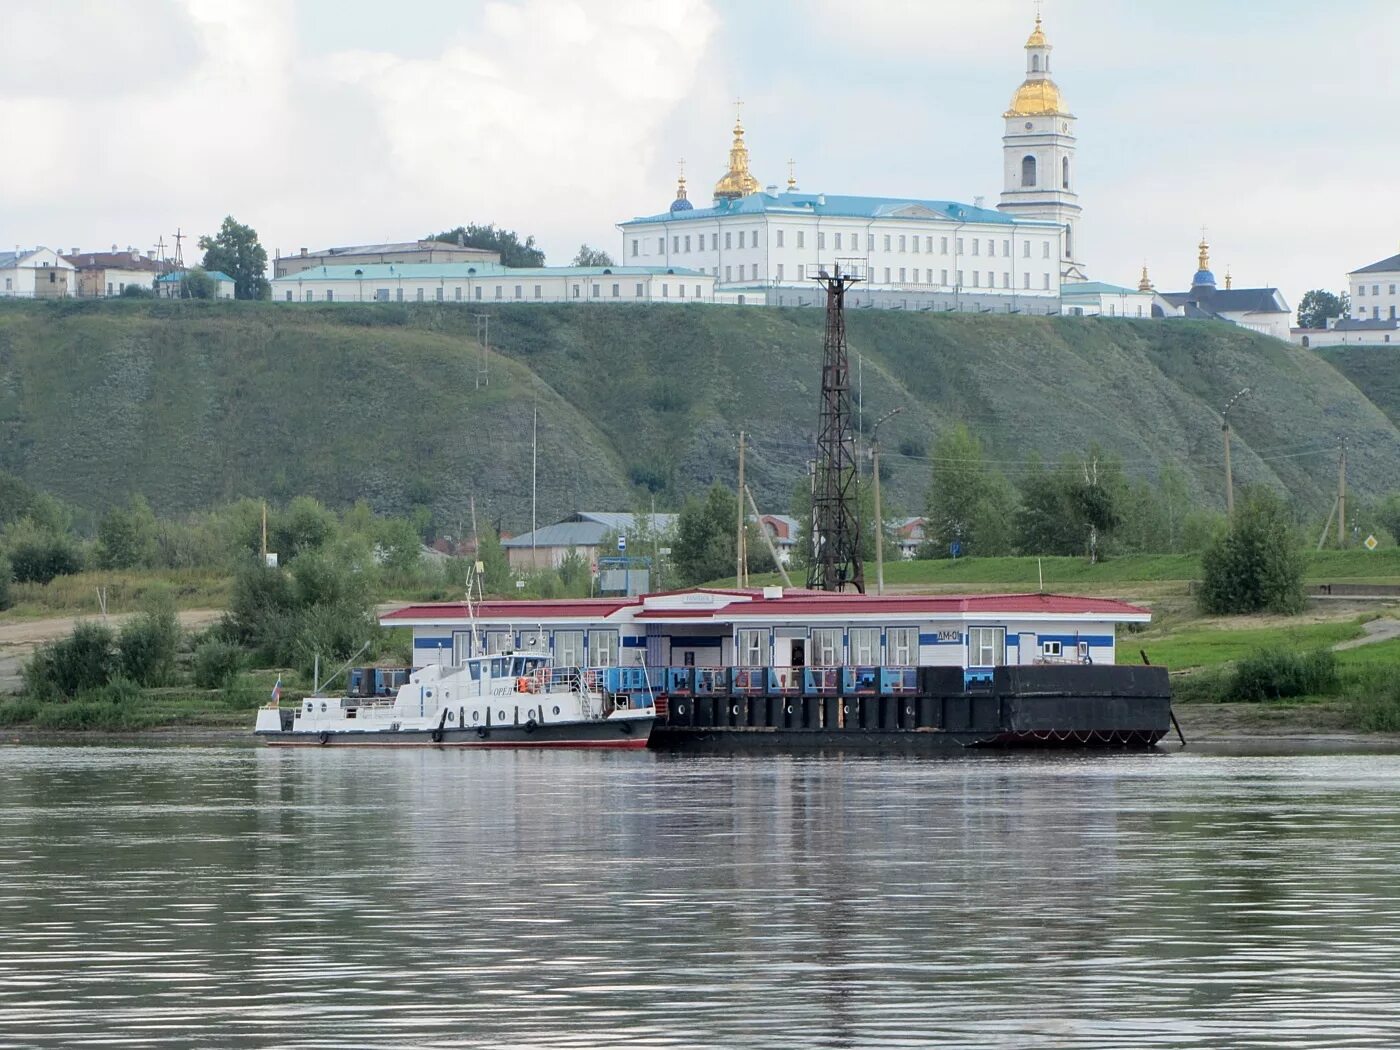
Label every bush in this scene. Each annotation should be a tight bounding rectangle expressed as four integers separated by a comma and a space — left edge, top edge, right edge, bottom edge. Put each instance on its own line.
1198, 488, 1305, 615
1347, 671, 1400, 732
7, 531, 84, 584
192, 639, 246, 690
117, 601, 181, 687
24, 621, 117, 699
1226, 648, 1338, 701
0, 554, 11, 611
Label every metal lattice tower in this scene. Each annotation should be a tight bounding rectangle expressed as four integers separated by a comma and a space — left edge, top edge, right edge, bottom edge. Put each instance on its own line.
807, 263, 865, 593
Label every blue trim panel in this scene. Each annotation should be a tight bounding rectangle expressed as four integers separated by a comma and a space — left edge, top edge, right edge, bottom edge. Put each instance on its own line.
1036, 634, 1114, 647
669, 635, 725, 648
621, 636, 646, 648
919, 632, 963, 645
414, 636, 453, 649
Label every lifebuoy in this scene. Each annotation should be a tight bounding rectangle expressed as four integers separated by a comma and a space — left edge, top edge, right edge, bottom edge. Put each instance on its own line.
318, 731, 330, 746
524, 719, 538, 734
516, 677, 529, 693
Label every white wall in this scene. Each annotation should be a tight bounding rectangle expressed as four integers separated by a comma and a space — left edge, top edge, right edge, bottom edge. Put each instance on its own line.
1350, 270, 1400, 324
272, 271, 714, 304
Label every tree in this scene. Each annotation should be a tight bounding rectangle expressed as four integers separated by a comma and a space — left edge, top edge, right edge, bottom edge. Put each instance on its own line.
97, 496, 158, 570
180, 267, 218, 300
5, 520, 84, 584
572, 244, 615, 267
1375, 492, 1400, 545
199, 215, 270, 300
427, 223, 545, 268
920, 425, 1016, 558
1198, 487, 1305, 615
672, 484, 740, 586
474, 528, 513, 596
119, 283, 154, 299
117, 596, 181, 687
1296, 289, 1349, 330
0, 554, 11, 612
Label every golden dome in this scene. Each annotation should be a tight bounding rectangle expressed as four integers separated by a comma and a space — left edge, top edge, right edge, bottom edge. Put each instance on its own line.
1025, 16, 1048, 48
714, 118, 760, 201
1005, 78, 1066, 117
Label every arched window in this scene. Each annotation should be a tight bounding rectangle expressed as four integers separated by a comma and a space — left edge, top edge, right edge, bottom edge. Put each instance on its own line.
1031, 54, 1041, 72
1021, 155, 1037, 188
1065, 225, 1073, 259
1062, 156, 1070, 189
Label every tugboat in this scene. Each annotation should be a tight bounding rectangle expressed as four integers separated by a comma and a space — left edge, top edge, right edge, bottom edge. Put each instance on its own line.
254, 650, 655, 748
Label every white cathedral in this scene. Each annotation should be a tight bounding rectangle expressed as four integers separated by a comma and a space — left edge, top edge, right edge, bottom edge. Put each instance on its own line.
617, 15, 1088, 312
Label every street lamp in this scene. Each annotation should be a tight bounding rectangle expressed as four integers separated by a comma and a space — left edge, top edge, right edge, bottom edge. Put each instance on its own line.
1221, 387, 1250, 517
870, 406, 904, 595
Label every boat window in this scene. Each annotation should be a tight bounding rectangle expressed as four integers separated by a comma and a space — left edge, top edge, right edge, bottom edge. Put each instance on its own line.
465, 660, 481, 681
484, 631, 512, 655
522, 657, 543, 675
510, 657, 525, 678
490, 658, 507, 679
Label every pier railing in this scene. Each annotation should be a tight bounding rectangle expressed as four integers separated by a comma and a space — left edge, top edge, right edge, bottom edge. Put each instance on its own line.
652, 666, 919, 698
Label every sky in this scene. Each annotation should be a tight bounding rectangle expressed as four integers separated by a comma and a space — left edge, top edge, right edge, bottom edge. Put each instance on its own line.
1, 0, 1396, 306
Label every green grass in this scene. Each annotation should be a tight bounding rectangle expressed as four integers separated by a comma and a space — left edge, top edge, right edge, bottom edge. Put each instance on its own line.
1138, 618, 1369, 671
1, 299, 1398, 530
3, 570, 231, 619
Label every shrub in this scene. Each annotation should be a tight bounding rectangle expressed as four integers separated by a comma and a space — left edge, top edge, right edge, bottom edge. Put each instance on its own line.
7, 531, 84, 584
1198, 488, 1305, 615
0, 554, 11, 611
24, 621, 117, 699
1226, 648, 1338, 701
117, 601, 181, 687
192, 639, 245, 690
1347, 671, 1400, 732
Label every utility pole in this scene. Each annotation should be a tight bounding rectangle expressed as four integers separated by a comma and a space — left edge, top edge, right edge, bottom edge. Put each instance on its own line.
746, 484, 793, 588
1338, 440, 1348, 549
735, 430, 747, 586
260, 501, 268, 561
1221, 387, 1250, 517
870, 407, 904, 595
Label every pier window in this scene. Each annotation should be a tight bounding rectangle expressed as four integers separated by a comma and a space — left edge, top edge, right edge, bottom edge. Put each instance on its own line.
849, 628, 879, 665
811, 629, 841, 667
887, 627, 916, 665
968, 627, 1006, 667
484, 630, 512, 655
737, 629, 769, 667
552, 631, 584, 668
588, 629, 619, 667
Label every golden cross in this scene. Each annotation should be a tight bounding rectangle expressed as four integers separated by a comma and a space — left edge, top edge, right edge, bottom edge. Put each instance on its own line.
734, 97, 744, 121
1034, 0, 1042, 22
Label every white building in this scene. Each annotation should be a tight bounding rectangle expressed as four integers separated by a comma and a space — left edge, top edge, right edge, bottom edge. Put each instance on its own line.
1153, 239, 1291, 340
1291, 317, 1398, 348
615, 15, 1078, 313
270, 262, 714, 305
63, 249, 173, 297
274, 239, 499, 280
0, 248, 76, 298
1348, 251, 1400, 324
501, 512, 679, 572
1061, 279, 1156, 319
382, 587, 1150, 674
155, 270, 236, 299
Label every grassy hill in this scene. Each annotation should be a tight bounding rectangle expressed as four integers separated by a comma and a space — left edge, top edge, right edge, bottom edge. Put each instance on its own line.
1, 299, 1398, 528
1317, 345, 1400, 430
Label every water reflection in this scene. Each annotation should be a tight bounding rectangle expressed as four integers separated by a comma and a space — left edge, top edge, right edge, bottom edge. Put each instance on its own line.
1, 746, 1399, 1047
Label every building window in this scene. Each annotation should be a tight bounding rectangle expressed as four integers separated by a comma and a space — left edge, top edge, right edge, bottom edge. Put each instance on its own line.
661, 284, 669, 298
725, 265, 732, 282
849, 628, 879, 665
969, 627, 1006, 667
941, 269, 949, 285
776, 263, 785, 281
811, 628, 841, 667
1023, 242, 1031, 259
883, 267, 891, 283
912, 237, 919, 254
987, 240, 995, 257
695, 285, 701, 298
285, 291, 292, 301
956, 270, 963, 286
867, 234, 875, 251
883, 234, 891, 251
1023, 273, 1031, 289
684, 235, 691, 252
305, 290, 314, 302
636, 283, 644, 297
972, 240, 980, 256
1109, 303, 1117, 316
1390, 285, 1397, 295
798, 264, 805, 280
899, 267, 906, 282
797, 231, 805, 249
588, 629, 619, 667
1021, 155, 1037, 187
591, 283, 599, 297
494, 286, 502, 299
455, 287, 463, 301
1043, 274, 1051, 290
474, 287, 481, 300
658, 238, 664, 254
1374, 285, 1381, 296
672, 236, 679, 253
1043, 242, 1051, 259
925, 269, 933, 284
631, 239, 638, 257
972, 272, 979, 288
1062, 157, 1070, 189
887, 627, 916, 665
738, 231, 745, 249
554, 631, 584, 668
725, 231, 733, 249
514, 285, 522, 299
899, 235, 906, 251
737, 629, 769, 667
1042, 640, 1063, 658
957, 238, 964, 255
612, 283, 620, 297
752, 263, 758, 280
534, 284, 542, 299
1003, 272, 1010, 288
776, 230, 785, 247
415, 288, 423, 302
834, 232, 842, 250
941, 237, 949, 255
1358, 285, 1365, 296
572, 284, 580, 298
679, 284, 685, 298
818, 232, 826, 250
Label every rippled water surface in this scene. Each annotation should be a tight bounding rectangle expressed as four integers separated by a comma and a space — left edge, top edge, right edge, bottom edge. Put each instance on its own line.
4, 746, 1400, 1048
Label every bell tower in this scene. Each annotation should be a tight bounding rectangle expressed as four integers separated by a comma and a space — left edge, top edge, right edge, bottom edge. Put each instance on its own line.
997, 13, 1085, 281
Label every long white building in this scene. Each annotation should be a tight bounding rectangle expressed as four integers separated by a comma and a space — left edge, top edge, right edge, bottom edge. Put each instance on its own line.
270, 261, 714, 305
616, 15, 1082, 312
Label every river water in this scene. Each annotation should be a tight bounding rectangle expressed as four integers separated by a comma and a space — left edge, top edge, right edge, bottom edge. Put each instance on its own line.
2, 745, 1400, 1049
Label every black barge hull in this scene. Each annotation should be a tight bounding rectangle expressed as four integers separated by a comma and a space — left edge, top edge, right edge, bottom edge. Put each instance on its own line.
650, 665, 1171, 751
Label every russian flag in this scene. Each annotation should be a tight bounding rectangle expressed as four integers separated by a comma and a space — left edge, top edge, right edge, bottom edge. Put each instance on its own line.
270, 675, 282, 703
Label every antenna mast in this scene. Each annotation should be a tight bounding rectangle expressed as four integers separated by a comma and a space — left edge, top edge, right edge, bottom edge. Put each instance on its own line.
807, 261, 865, 593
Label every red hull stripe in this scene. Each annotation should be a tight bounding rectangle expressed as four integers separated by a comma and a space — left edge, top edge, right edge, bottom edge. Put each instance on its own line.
263, 738, 650, 749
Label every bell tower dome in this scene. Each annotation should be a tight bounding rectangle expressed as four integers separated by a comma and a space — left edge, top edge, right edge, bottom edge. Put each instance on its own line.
997, 13, 1085, 281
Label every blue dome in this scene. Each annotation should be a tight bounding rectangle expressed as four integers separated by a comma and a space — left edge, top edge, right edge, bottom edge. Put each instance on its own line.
1191, 268, 1216, 289
669, 197, 694, 213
